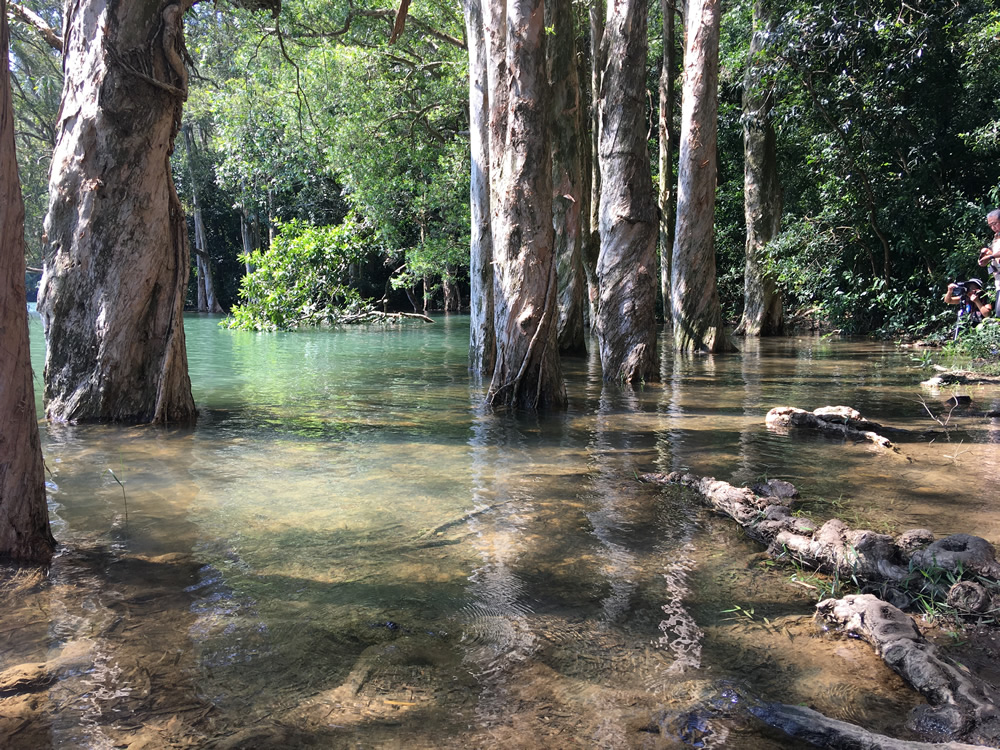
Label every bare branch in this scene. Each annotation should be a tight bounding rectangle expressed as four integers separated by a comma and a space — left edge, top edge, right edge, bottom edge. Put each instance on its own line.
7, 2, 62, 52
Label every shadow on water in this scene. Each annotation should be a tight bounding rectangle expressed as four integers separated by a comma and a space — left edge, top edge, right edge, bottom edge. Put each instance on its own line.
7, 314, 1000, 747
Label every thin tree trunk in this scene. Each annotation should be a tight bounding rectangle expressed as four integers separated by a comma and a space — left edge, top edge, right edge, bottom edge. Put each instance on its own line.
183, 123, 222, 313
38, 0, 196, 424
659, 0, 677, 323
0, 0, 56, 563
547, 0, 586, 355
737, 0, 783, 337
241, 208, 254, 275
670, 0, 735, 352
595, 0, 660, 384
583, 0, 605, 326
485, 0, 566, 410
464, 0, 495, 377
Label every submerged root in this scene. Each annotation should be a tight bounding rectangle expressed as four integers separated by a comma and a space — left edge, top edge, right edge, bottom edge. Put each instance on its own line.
639, 472, 1000, 614
765, 405, 910, 459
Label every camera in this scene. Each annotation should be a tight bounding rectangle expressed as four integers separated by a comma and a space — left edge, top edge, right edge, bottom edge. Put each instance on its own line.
952, 282, 968, 297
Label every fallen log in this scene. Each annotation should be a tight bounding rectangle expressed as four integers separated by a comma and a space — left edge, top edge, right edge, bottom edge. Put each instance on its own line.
640, 472, 1000, 613
815, 594, 1000, 747
765, 406, 909, 459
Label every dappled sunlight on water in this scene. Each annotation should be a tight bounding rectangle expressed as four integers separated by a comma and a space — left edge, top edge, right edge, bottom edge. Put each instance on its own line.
8, 314, 1000, 747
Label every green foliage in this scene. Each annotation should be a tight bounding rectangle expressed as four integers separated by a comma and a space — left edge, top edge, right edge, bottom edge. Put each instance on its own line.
944, 318, 1000, 366
224, 216, 381, 331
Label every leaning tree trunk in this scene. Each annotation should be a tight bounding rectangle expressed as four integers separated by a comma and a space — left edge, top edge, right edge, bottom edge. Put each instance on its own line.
546, 0, 586, 355
670, 0, 734, 352
595, 0, 660, 384
658, 0, 678, 323
485, 0, 566, 410
736, 0, 783, 337
38, 0, 196, 424
464, 0, 495, 377
0, 0, 56, 563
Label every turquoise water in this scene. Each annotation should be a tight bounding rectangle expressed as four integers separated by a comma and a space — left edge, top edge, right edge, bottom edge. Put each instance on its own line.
12, 312, 1000, 748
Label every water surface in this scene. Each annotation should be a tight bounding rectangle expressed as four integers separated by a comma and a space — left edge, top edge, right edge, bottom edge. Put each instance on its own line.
10, 313, 1000, 748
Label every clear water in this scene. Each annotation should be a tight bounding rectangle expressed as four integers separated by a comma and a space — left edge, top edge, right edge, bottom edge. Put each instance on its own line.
10, 312, 1000, 748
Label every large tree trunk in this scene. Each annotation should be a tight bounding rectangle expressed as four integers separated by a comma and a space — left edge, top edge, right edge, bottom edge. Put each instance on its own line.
0, 0, 56, 563
464, 0, 495, 377
736, 0, 783, 337
583, 0, 605, 327
595, 0, 660, 384
658, 0, 678, 323
670, 0, 734, 352
38, 0, 196, 424
485, 0, 566, 410
546, 0, 586, 355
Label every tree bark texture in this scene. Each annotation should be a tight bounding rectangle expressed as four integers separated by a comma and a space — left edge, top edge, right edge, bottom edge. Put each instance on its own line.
670, 0, 734, 352
0, 0, 56, 563
583, 0, 605, 326
485, 0, 566, 410
38, 0, 196, 424
737, 0, 783, 337
546, 0, 586, 355
464, 0, 495, 377
595, 0, 660, 384
658, 0, 677, 323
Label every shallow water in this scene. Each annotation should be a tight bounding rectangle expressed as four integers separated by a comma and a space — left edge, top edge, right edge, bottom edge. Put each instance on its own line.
8, 313, 1000, 748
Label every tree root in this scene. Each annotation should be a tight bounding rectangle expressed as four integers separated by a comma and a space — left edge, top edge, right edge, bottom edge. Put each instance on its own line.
814, 594, 1000, 747
765, 405, 909, 460
639, 472, 1000, 613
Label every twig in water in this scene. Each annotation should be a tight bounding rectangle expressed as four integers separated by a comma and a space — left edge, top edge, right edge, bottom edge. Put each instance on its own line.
108, 468, 128, 525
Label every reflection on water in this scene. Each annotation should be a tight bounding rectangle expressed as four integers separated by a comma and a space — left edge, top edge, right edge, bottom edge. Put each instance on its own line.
9, 314, 1000, 748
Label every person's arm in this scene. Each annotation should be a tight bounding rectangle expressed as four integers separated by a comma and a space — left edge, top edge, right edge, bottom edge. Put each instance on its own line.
969, 288, 992, 317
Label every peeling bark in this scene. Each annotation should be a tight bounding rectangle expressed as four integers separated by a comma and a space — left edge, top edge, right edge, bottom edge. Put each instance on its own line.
737, 0, 783, 337
546, 0, 586, 355
484, 0, 566, 410
0, 0, 56, 563
464, 0, 494, 377
38, 0, 197, 424
595, 0, 659, 383
670, 0, 734, 352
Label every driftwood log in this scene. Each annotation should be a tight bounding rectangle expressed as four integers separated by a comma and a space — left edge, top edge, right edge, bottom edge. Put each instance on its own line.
640, 472, 1000, 613
765, 405, 909, 459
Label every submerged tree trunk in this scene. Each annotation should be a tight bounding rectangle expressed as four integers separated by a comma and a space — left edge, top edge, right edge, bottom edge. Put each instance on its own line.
595, 0, 659, 384
38, 0, 196, 424
737, 0, 783, 336
464, 0, 495, 377
485, 0, 566, 410
0, 0, 56, 563
658, 0, 677, 322
546, 0, 586, 355
670, 0, 734, 352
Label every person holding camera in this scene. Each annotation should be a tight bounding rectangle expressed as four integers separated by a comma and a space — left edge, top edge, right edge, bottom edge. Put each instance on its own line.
944, 278, 992, 338
977, 208, 1000, 303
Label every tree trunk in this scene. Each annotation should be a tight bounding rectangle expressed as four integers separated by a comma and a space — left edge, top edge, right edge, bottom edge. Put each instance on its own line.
583, 0, 605, 327
658, 0, 678, 323
240, 207, 255, 275
183, 123, 222, 313
38, 0, 196, 424
464, 0, 495, 377
0, 0, 56, 563
485, 0, 566, 410
546, 0, 586, 355
595, 0, 660, 384
670, 0, 735, 352
737, 0, 783, 337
